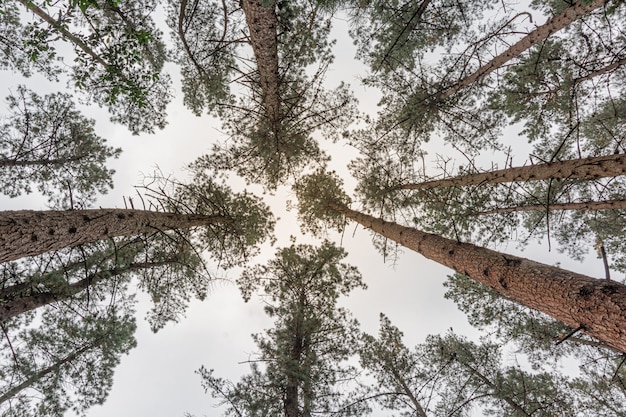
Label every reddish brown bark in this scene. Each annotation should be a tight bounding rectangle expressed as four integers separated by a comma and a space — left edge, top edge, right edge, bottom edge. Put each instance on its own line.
394, 154, 626, 191
0, 209, 230, 263
329, 202, 626, 353
438, 0, 607, 100
241, 0, 280, 129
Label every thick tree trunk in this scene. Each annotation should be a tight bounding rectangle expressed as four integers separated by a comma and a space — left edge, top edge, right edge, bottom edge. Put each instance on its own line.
438, 0, 607, 100
241, 0, 281, 129
0, 209, 230, 263
394, 153, 626, 191
328, 202, 626, 353
478, 199, 626, 215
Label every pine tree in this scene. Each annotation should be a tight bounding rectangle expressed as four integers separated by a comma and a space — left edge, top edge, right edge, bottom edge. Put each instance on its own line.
294, 171, 626, 353
0, 86, 121, 207
169, 0, 355, 188
0, 172, 274, 264
197, 241, 365, 416
14, 0, 171, 133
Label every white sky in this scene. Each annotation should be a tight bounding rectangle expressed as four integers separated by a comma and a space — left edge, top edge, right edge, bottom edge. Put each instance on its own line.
0, 5, 618, 417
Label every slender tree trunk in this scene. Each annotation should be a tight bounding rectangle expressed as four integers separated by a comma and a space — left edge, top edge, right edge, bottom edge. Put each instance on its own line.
0, 343, 93, 404
241, 0, 281, 130
393, 153, 626, 191
376, 0, 432, 71
0, 259, 178, 323
477, 199, 626, 215
461, 363, 531, 417
284, 290, 306, 417
16, 0, 108, 67
328, 202, 626, 353
0, 209, 231, 263
437, 0, 607, 101
0, 155, 89, 167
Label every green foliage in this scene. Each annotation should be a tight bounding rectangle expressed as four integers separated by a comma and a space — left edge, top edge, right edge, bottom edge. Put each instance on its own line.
0, 86, 120, 208
141, 169, 276, 269
0, 1, 60, 79
358, 315, 575, 416
199, 241, 366, 416
292, 170, 351, 236
170, 0, 356, 188
10, 0, 172, 134
0, 279, 136, 417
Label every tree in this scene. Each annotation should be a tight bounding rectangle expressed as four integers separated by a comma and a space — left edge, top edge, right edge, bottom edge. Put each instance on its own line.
357, 314, 575, 416
387, 153, 626, 192
0, 172, 275, 264
197, 241, 366, 417
0, 285, 136, 417
0, 232, 208, 330
294, 171, 626, 353
0, 86, 121, 208
169, 0, 356, 188
13, 0, 172, 133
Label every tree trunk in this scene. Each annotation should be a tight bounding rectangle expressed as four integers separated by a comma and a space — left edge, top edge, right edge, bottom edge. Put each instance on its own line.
0, 343, 93, 405
393, 153, 626, 191
328, 202, 626, 353
241, 0, 281, 129
0, 259, 178, 323
437, 0, 607, 101
0, 155, 89, 167
17, 0, 108, 67
0, 209, 230, 263
478, 199, 626, 215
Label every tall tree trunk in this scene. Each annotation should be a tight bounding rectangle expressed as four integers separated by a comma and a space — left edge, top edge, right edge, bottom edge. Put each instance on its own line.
393, 153, 626, 191
241, 0, 281, 130
0, 209, 230, 263
0, 259, 178, 323
328, 202, 626, 353
478, 199, 626, 215
437, 0, 607, 101
284, 290, 306, 417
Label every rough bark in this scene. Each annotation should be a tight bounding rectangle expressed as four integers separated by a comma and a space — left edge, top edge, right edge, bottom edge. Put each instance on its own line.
328, 203, 626, 353
0, 209, 230, 263
241, 0, 280, 129
437, 0, 607, 101
478, 199, 626, 215
393, 153, 626, 191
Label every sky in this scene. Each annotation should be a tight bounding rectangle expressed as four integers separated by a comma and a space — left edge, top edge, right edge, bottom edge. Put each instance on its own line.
0, 3, 620, 417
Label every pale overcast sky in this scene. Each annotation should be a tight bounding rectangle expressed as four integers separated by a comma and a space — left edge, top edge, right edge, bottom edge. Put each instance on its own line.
0, 5, 616, 417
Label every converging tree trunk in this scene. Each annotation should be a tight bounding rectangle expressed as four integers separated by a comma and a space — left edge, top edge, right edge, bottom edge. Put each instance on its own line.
241, 0, 281, 129
393, 153, 626, 191
437, 0, 607, 101
0, 209, 230, 263
328, 202, 626, 353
